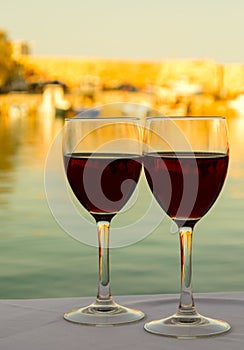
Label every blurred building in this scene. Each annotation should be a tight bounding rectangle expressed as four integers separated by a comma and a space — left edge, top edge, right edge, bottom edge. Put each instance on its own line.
11, 40, 31, 59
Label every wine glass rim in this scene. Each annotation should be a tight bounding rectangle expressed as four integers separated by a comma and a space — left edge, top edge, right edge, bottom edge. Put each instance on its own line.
65, 117, 141, 122
146, 116, 226, 121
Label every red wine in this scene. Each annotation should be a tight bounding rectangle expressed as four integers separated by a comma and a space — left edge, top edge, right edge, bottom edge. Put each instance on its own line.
64, 153, 142, 221
144, 152, 229, 226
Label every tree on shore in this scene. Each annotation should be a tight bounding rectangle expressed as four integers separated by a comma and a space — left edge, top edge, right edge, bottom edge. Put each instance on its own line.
0, 30, 15, 87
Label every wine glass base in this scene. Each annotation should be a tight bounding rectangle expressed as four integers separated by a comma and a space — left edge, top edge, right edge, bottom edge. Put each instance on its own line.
64, 302, 145, 326
144, 313, 231, 339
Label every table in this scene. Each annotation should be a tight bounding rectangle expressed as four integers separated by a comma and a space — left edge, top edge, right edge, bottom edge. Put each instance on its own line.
1, 292, 244, 350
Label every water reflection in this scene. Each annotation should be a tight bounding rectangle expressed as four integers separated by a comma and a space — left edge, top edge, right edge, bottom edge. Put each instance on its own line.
227, 116, 244, 199
0, 104, 64, 206
228, 117, 244, 175
0, 117, 16, 204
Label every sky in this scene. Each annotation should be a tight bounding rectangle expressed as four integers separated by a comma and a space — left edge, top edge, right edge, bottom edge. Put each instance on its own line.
0, 0, 244, 63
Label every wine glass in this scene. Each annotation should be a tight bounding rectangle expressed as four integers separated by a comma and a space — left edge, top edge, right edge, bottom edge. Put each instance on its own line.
143, 116, 231, 338
62, 116, 144, 325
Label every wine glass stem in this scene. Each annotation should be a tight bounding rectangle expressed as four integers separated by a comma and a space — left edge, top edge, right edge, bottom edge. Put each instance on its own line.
96, 220, 113, 304
177, 226, 197, 316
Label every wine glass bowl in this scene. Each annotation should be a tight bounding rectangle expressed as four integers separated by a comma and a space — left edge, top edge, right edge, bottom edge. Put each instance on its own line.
143, 116, 231, 338
62, 116, 144, 325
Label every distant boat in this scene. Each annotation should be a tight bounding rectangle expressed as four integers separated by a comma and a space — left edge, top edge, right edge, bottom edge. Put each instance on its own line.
74, 107, 101, 118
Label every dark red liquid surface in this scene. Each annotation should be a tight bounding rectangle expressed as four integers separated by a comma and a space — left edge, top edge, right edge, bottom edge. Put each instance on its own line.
64, 153, 142, 221
144, 152, 229, 226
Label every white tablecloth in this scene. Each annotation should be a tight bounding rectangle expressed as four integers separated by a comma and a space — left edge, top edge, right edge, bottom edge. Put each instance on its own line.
0, 292, 243, 350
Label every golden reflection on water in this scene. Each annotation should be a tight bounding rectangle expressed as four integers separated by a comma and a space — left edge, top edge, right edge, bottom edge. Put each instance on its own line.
0, 105, 64, 206
227, 117, 244, 177
226, 116, 244, 199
